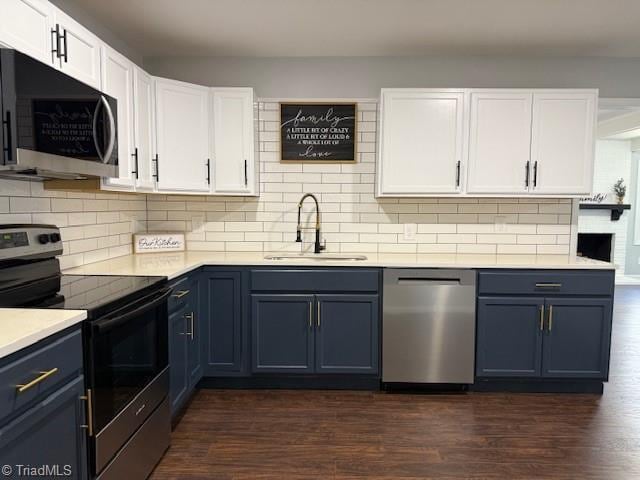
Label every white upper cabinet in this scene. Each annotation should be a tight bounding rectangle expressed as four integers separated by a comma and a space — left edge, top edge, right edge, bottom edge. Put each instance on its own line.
210, 88, 257, 195
530, 92, 597, 195
100, 45, 135, 190
132, 67, 156, 192
377, 89, 465, 196
0, 0, 54, 64
377, 88, 597, 197
154, 77, 210, 193
52, 8, 102, 88
467, 91, 533, 194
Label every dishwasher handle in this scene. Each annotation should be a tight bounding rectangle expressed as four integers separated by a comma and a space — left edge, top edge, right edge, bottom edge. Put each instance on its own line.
385, 269, 476, 287
397, 278, 461, 286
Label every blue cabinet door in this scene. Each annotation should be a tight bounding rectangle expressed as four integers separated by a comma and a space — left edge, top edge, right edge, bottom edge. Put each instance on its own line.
186, 277, 202, 388
169, 306, 188, 415
251, 294, 315, 373
0, 376, 87, 479
204, 271, 244, 374
476, 297, 544, 377
541, 297, 612, 379
315, 295, 379, 374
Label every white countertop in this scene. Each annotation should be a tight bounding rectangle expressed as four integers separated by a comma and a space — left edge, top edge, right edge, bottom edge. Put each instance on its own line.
64, 251, 614, 280
0, 308, 87, 360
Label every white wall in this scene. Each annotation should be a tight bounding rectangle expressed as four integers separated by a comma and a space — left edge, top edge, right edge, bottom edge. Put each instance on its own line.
144, 55, 640, 98
578, 140, 632, 272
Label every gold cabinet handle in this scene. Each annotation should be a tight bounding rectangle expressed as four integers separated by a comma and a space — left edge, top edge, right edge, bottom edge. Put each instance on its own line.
547, 305, 553, 332
308, 301, 312, 328
16, 367, 58, 393
539, 305, 544, 331
317, 301, 321, 328
80, 388, 94, 436
184, 312, 194, 339
172, 289, 190, 299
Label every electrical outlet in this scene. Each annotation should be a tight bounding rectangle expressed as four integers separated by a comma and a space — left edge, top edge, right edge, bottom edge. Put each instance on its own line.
403, 223, 417, 241
192, 216, 205, 234
494, 216, 507, 233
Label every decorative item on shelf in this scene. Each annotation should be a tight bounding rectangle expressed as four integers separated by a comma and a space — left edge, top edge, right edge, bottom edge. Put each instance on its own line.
580, 193, 607, 204
133, 233, 185, 253
280, 102, 357, 162
614, 178, 627, 204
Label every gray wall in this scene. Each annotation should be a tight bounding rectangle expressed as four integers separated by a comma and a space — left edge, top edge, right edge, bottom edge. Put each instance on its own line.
49, 0, 143, 64
144, 55, 640, 98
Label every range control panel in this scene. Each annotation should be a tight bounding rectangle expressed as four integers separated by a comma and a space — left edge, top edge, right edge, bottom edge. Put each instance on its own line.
0, 225, 63, 260
0, 231, 29, 249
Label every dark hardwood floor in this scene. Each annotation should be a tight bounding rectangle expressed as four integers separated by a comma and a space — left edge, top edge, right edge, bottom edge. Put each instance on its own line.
152, 286, 640, 479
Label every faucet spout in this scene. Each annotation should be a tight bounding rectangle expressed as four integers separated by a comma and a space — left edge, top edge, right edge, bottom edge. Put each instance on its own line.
296, 193, 325, 254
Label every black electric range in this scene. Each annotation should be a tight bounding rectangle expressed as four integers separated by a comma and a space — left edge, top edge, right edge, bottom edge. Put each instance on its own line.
0, 225, 171, 480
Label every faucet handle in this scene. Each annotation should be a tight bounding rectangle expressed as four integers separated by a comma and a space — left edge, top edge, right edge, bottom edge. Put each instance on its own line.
320, 238, 326, 251
296, 228, 302, 243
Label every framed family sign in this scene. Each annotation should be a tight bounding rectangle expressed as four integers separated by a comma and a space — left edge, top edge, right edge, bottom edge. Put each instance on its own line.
280, 102, 357, 162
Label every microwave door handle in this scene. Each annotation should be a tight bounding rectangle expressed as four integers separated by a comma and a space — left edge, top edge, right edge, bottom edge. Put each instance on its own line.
92, 99, 105, 162
100, 96, 116, 164
94, 287, 172, 334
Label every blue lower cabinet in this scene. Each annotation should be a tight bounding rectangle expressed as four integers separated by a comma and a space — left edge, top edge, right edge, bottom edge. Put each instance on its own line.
315, 295, 379, 374
541, 297, 612, 379
251, 294, 315, 373
169, 306, 188, 415
477, 293, 613, 381
0, 375, 87, 479
204, 271, 245, 375
476, 297, 544, 377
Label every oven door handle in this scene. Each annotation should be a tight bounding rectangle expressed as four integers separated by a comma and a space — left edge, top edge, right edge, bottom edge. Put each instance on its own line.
94, 287, 172, 334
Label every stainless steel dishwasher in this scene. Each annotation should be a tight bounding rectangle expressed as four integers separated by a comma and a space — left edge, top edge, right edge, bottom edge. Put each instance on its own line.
383, 269, 476, 384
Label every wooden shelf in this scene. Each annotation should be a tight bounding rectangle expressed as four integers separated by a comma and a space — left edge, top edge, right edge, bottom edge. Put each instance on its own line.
579, 203, 631, 221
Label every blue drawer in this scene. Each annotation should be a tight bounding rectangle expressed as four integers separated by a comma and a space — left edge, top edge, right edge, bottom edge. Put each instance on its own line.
478, 270, 615, 296
250, 269, 380, 292
0, 328, 83, 423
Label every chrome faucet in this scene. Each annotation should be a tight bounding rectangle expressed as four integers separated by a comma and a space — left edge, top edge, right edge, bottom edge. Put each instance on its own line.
296, 193, 326, 254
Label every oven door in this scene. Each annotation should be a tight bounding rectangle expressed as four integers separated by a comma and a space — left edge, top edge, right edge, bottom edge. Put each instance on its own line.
86, 286, 170, 475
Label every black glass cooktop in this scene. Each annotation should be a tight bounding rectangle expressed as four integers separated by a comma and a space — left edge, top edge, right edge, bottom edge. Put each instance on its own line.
26, 274, 168, 319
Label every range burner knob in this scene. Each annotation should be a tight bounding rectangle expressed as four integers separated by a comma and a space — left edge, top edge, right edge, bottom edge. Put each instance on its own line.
50, 233, 61, 243
38, 234, 51, 244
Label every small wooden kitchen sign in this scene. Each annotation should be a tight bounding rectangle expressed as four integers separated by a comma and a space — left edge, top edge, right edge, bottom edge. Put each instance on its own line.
280, 103, 357, 162
134, 233, 185, 253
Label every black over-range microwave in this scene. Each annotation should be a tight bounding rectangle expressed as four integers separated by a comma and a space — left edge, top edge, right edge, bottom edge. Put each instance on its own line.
0, 48, 118, 180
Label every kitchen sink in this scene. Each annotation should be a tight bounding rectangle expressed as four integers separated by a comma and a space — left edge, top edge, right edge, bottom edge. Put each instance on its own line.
264, 254, 368, 261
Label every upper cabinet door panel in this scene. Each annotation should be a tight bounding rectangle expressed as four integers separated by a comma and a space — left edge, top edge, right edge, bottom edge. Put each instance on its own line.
101, 46, 135, 190
467, 92, 533, 194
154, 78, 210, 192
378, 89, 465, 195
53, 9, 102, 89
530, 92, 597, 195
0, 0, 54, 65
132, 67, 156, 191
211, 88, 255, 195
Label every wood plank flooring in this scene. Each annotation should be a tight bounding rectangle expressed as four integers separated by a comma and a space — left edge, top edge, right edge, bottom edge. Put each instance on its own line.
151, 286, 640, 479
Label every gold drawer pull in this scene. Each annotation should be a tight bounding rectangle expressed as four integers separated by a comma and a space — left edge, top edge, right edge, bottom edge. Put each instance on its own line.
172, 289, 190, 299
539, 305, 544, 331
535, 283, 562, 288
16, 368, 59, 393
